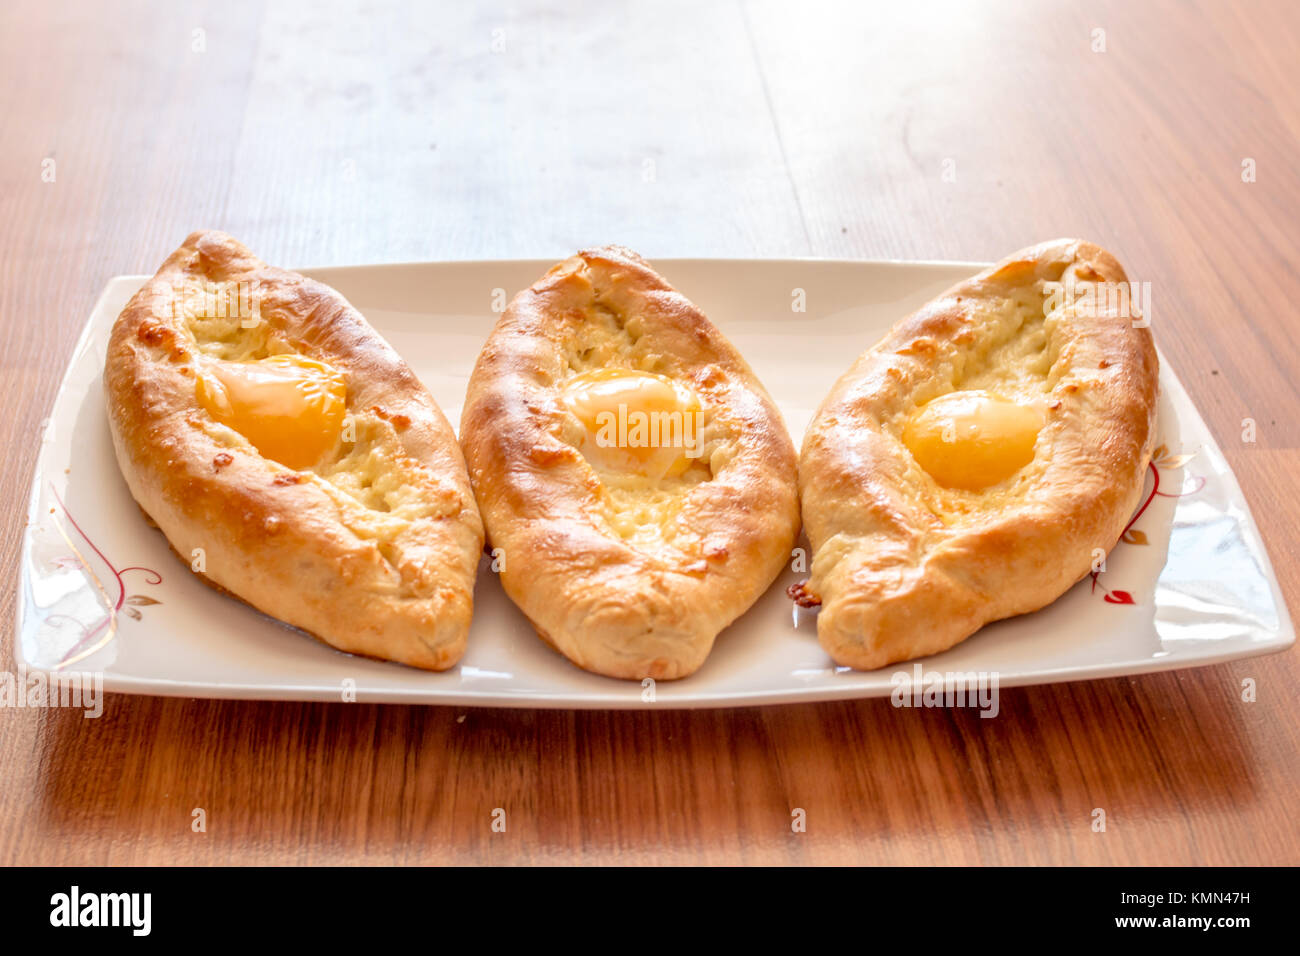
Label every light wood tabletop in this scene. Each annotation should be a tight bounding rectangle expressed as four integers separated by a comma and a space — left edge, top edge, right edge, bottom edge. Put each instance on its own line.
2, 0, 1297, 866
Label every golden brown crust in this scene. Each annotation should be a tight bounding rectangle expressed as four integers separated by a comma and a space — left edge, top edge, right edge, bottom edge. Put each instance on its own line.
460, 246, 800, 680
105, 230, 483, 670
799, 239, 1159, 670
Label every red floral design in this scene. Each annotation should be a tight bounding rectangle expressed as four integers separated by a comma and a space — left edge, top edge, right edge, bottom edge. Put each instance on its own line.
47, 485, 161, 667
1090, 445, 1201, 605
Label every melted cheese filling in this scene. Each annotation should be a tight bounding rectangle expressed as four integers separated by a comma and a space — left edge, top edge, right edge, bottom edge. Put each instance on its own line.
550, 262, 735, 555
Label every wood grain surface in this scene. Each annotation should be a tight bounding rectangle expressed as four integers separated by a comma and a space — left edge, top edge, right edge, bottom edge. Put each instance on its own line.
2, 0, 1297, 865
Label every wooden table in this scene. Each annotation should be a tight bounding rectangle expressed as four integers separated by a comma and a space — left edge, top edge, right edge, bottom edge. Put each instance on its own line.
2, 0, 1296, 866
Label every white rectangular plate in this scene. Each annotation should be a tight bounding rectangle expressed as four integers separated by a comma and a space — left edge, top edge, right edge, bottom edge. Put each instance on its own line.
16, 258, 1294, 708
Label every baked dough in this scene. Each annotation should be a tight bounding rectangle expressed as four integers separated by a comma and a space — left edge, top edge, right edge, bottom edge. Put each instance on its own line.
797, 239, 1158, 670
105, 231, 484, 670
460, 247, 800, 680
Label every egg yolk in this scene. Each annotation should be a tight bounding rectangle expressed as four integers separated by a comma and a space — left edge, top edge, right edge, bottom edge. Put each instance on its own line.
902, 390, 1044, 491
195, 354, 346, 470
560, 368, 704, 479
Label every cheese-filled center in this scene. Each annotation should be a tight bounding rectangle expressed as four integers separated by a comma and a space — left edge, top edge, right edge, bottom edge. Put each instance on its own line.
902, 389, 1044, 491
195, 354, 347, 469
561, 368, 704, 480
